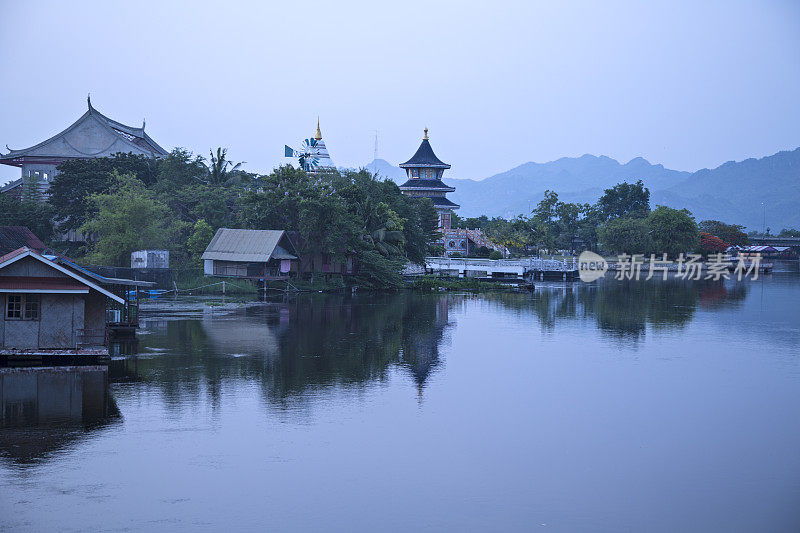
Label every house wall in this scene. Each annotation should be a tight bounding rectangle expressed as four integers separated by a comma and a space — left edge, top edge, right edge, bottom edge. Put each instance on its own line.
1, 294, 94, 350
2, 256, 66, 278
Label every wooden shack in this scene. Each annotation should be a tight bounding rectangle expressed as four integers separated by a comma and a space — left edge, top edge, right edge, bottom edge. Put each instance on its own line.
0, 247, 124, 358
201, 229, 299, 280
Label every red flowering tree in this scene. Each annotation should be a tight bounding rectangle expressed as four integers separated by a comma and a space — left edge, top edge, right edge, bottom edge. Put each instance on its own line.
699, 232, 728, 253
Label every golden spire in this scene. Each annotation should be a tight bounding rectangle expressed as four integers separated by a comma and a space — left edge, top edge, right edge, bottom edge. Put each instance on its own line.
315, 118, 322, 140
423, 127, 429, 140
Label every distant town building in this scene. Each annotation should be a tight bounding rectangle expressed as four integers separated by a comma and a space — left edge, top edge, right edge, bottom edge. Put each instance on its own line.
399, 129, 504, 257
284, 119, 335, 173
0, 96, 168, 197
201, 229, 299, 280
0, 247, 124, 357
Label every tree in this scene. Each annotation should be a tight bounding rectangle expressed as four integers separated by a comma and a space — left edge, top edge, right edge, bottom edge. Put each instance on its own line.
699, 220, 748, 247
598, 217, 653, 255
531, 190, 560, 252
699, 232, 728, 253
49, 152, 160, 231
187, 219, 215, 262
778, 228, 800, 237
597, 180, 650, 220
647, 206, 699, 258
555, 201, 582, 252
79, 171, 186, 266
203, 147, 244, 187
0, 194, 55, 241
154, 148, 207, 191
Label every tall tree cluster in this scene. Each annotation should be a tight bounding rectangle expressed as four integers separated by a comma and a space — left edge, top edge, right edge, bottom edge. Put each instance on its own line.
4, 149, 440, 286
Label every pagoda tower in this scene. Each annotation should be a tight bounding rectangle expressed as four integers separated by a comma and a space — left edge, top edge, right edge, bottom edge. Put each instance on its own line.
399, 128, 459, 230
284, 119, 334, 173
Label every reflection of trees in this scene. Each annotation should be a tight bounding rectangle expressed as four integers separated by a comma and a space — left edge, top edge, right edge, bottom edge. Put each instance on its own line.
0, 367, 120, 466
485, 278, 750, 339
108, 294, 454, 407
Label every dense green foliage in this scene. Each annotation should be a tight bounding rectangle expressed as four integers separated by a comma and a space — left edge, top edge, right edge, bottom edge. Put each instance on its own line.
11, 149, 440, 288
0, 194, 55, 241
647, 206, 699, 257
79, 171, 186, 265
598, 218, 653, 255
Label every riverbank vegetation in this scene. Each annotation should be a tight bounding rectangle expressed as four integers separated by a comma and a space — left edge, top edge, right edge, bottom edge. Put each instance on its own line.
2, 149, 441, 289
452, 180, 761, 258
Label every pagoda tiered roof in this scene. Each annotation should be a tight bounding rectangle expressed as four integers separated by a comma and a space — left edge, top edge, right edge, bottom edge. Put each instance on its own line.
399, 138, 451, 169
428, 196, 460, 208
398, 178, 455, 192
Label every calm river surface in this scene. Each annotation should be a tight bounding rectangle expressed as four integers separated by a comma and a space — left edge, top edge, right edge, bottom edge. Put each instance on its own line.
2, 274, 800, 531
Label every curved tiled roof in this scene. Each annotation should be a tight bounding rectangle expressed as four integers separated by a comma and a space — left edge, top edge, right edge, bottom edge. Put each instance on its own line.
0, 97, 168, 163
399, 178, 455, 191
399, 139, 451, 169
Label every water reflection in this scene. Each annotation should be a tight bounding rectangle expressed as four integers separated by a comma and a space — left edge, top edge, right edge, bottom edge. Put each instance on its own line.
0, 366, 119, 465
110, 293, 457, 406
489, 278, 749, 339
0, 281, 760, 465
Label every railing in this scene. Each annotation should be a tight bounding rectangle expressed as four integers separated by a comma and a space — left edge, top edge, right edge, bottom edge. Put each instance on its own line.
77, 328, 107, 348
425, 257, 578, 271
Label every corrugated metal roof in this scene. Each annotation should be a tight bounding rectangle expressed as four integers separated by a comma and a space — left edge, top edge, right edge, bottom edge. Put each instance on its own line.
201, 229, 297, 262
0, 226, 45, 256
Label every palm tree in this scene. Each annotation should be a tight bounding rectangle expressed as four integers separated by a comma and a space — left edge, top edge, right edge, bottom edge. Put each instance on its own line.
204, 147, 244, 187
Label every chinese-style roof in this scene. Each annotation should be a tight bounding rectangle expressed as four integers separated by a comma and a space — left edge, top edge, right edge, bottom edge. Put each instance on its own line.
0, 226, 45, 256
0, 276, 89, 292
399, 178, 455, 192
399, 139, 451, 169
0, 96, 168, 166
201, 229, 298, 263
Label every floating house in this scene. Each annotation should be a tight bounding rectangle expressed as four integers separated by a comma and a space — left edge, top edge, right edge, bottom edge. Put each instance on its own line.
0, 247, 125, 358
0, 96, 167, 201
201, 229, 299, 280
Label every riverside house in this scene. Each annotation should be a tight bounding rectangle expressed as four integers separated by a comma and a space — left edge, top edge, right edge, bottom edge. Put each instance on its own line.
0, 247, 124, 358
201, 229, 300, 280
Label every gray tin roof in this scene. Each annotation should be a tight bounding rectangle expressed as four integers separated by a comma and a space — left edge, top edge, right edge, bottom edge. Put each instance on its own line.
201, 229, 297, 262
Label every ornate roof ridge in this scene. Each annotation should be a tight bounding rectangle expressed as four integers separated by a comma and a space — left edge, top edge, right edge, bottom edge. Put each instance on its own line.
1, 99, 168, 159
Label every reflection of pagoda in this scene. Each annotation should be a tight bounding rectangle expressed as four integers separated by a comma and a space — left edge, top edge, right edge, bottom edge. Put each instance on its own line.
399, 129, 505, 257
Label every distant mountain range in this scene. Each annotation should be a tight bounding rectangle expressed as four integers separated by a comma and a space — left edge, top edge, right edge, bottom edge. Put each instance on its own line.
365, 148, 800, 232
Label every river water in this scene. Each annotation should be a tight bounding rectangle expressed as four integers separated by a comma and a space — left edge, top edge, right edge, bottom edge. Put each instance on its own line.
2, 274, 800, 531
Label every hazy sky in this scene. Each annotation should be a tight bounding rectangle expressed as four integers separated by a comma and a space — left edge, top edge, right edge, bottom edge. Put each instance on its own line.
1, 0, 798, 185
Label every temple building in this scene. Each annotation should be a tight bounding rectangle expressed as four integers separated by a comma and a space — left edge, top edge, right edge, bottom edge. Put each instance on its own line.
399, 128, 459, 230
399, 129, 505, 257
284, 119, 335, 173
0, 96, 168, 197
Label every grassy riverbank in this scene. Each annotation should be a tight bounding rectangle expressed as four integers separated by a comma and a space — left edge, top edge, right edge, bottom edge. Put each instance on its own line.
409, 275, 527, 292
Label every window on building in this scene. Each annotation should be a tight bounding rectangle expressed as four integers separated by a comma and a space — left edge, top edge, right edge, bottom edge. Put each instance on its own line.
24, 295, 40, 320
6, 294, 39, 320
6, 295, 22, 319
